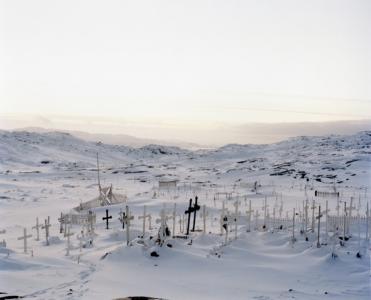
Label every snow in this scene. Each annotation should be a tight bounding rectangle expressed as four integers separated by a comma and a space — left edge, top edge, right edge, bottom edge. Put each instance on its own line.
0, 130, 370, 299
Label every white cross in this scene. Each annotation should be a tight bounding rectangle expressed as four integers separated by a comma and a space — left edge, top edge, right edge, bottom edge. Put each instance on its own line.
138, 205, 151, 238
32, 217, 42, 241
65, 226, 74, 256
291, 208, 296, 244
17, 228, 32, 253
254, 209, 260, 230
232, 200, 239, 239
366, 202, 369, 242
164, 203, 177, 237
156, 208, 170, 244
123, 205, 134, 246
311, 200, 316, 232
279, 200, 283, 218
315, 205, 324, 248
201, 204, 208, 234
346, 197, 356, 235
262, 197, 269, 229
42, 216, 51, 246
246, 200, 254, 232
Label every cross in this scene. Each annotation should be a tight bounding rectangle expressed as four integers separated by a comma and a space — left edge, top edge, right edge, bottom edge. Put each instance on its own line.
169, 203, 177, 237
156, 208, 170, 245
184, 198, 194, 235
102, 209, 112, 230
315, 205, 323, 248
221, 211, 231, 244
87, 210, 95, 234
311, 200, 316, 233
201, 204, 209, 234
232, 200, 239, 239
118, 209, 125, 229
342, 201, 347, 242
58, 212, 64, 234
17, 228, 32, 253
324, 200, 330, 244
336, 196, 340, 229
65, 226, 74, 256
138, 205, 151, 238
366, 202, 369, 242
220, 201, 226, 235
262, 197, 269, 230
42, 216, 51, 246
291, 208, 296, 244
32, 217, 42, 241
254, 209, 260, 230
123, 206, 134, 246
346, 197, 356, 235
303, 199, 309, 236
246, 200, 254, 232
279, 200, 283, 218
191, 196, 201, 232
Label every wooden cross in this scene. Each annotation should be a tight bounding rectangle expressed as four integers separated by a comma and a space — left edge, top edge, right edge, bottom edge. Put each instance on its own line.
346, 197, 356, 235
58, 212, 64, 234
324, 200, 330, 244
201, 204, 208, 234
232, 200, 239, 239
343, 201, 347, 242
87, 210, 95, 234
291, 208, 296, 244
366, 202, 369, 242
221, 211, 231, 244
123, 206, 134, 246
32, 217, 42, 241
102, 209, 112, 230
156, 208, 170, 245
304, 199, 309, 234
65, 226, 74, 256
246, 200, 254, 232
42, 217, 51, 246
191, 196, 201, 232
315, 205, 323, 248
138, 205, 151, 238
279, 200, 283, 218
17, 228, 32, 253
311, 200, 316, 232
220, 201, 226, 235
254, 209, 260, 230
184, 198, 194, 235
262, 197, 269, 230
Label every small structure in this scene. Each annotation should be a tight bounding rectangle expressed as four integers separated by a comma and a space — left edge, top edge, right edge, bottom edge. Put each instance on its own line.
74, 153, 127, 211
158, 179, 178, 189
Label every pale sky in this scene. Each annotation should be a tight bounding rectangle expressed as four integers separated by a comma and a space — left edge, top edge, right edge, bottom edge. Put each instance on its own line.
1, 0, 370, 144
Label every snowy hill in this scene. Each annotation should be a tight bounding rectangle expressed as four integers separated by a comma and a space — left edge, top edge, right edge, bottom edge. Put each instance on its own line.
0, 130, 370, 300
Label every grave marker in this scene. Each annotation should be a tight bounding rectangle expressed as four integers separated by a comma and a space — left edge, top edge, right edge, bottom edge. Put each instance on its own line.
42, 217, 51, 246
246, 200, 253, 232
185, 199, 193, 235
17, 228, 32, 253
138, 205, 151, 238
123, 205, 134, 245
102, 209, 112, 230
191, 196, 201, 232
65, 226, 74, 256
32, 217, 41, 241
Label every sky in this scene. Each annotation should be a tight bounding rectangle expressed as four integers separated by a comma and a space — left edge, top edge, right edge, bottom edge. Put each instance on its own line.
0, 0, 370, 145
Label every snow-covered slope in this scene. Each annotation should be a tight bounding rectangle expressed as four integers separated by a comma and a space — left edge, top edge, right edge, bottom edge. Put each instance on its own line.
0, 130, 370, 300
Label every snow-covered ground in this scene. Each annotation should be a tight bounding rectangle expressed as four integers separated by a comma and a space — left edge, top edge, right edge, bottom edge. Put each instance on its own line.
0, 130, 370, 299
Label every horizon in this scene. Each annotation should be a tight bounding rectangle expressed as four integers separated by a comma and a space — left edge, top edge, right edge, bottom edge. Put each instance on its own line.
1, 0, 371, 145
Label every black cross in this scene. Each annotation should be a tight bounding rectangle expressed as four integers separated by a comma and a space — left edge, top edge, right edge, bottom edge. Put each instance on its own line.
191, 196, 201, 232
102, 209, 112, 230
120, 211, 126, 229
184, 198, 194, 235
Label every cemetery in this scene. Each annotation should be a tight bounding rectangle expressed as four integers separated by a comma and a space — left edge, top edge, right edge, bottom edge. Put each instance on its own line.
0, 131, 370, 299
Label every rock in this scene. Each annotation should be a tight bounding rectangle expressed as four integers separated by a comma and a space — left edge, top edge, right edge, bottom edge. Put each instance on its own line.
150, 251, 159, 257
